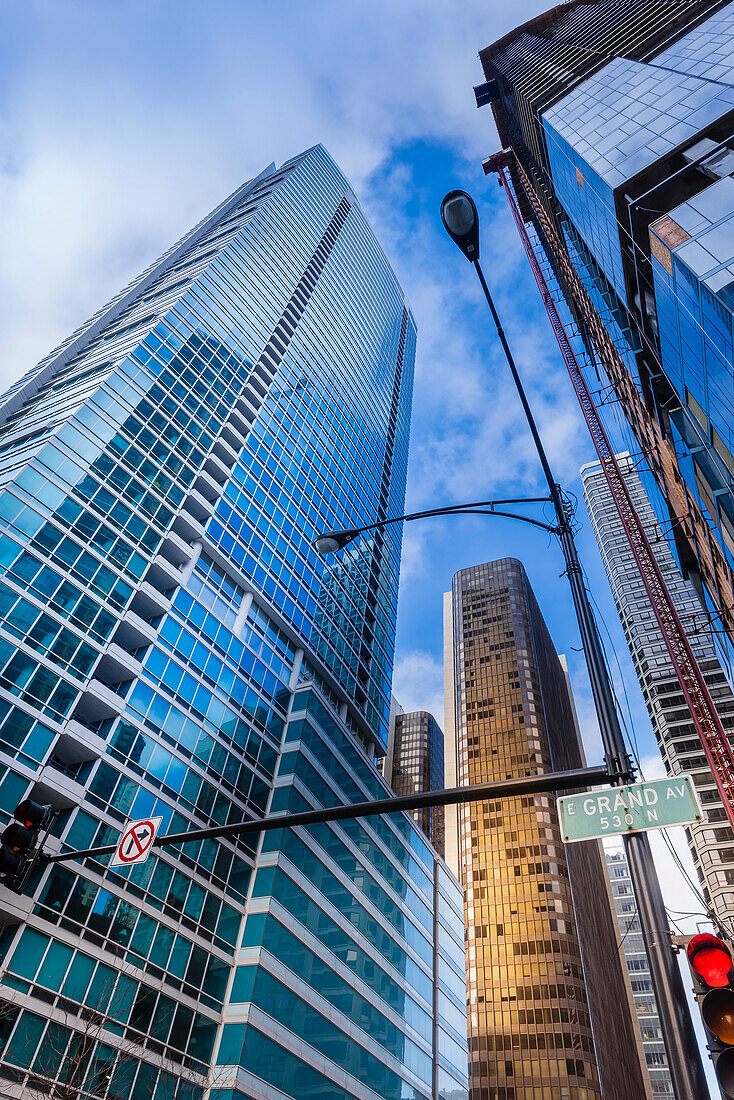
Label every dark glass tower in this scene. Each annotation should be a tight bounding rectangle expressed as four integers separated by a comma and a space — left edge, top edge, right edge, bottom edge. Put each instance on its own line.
385, 709, 445, 856
444, 558, 647, 1100
0, 145, 468, 1100
477, 0, 734, 656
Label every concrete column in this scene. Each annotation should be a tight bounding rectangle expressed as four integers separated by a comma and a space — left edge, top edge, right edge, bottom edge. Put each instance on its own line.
288, 648, 304, 691
180, 540, 203, 584
233, 592, 254, 637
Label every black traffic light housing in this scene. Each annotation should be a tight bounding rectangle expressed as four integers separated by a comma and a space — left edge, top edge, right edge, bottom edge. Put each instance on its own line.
687, 933, 734, 1096
0, 799, 53, 891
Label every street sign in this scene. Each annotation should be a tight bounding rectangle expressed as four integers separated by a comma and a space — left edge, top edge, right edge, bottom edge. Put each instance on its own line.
111, 817, 162, 867
557, 775, 702, 843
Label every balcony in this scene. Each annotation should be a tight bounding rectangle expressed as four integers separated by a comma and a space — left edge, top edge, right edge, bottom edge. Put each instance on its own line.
172, 511, 206, 544
95, 643, 143, 685
229, 406, 252, 437
182, 489, 212, 525
31, 767, 85, 811
113, 611, 157, 651
73, 680, 124, 724
159, 530, 193, 569
221, 424, 246, 452
130, 584, 169, 623
204, 453, 229, 483
0, 888, 32, 926
145, 559, 183, 594
56, 721, 107, 762
212, 438, 238, 467
193, 470, 222, 503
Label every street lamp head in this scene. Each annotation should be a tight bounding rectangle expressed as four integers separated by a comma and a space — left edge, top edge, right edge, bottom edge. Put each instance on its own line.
313, 529, 358, 555
441, 190, 480, 261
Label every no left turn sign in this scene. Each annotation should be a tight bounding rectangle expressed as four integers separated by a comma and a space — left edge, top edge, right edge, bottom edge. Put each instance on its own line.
111, 817, 163, 867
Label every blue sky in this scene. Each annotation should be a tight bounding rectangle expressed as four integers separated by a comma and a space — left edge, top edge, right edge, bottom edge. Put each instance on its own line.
0, 0, 713, 957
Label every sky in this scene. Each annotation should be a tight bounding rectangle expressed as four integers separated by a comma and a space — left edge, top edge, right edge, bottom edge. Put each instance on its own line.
0, 0, 718, 1064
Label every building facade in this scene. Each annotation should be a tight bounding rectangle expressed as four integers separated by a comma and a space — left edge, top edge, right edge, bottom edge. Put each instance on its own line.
477, 0, 734, 656
583, 454, 734, 927
605, 843, 673, 1098
0, 145, 469, 1100
444, 558, 646, 1100
382, 709, 445, 857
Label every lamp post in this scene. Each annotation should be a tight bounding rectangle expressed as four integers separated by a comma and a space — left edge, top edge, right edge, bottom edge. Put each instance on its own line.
314, 193, 707, 1099
437, 189, 707, 1099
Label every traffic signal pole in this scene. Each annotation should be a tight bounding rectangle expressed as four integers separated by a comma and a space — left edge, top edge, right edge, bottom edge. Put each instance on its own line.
470, 250, 709, 1099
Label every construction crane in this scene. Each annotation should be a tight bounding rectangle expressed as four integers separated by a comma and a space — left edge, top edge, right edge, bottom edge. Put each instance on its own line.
486, 152, 734, 832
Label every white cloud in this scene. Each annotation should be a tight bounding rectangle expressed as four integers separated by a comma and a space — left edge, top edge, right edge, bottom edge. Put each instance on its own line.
640, 752, 668, 782
399, 526, 430, 589
392, 649, 444, 727
0, 0, 542, 391
0, 0, 586, 547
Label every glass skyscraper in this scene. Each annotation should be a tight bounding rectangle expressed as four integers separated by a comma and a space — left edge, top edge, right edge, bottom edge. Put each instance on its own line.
382, 709, 446, 857
583, 454, 734, 928
476, 0, 734, 664
443, 558, 646, 1100
0, 144, 468, 1100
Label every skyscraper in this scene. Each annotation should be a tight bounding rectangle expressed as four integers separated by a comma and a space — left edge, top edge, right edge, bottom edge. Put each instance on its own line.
444, 558, 646, 1100
382, 709, 445, 856
582, 453, 734, 926
476, 0, 734, 654
0, 145, 469, 1100
605, 843, 673, 1098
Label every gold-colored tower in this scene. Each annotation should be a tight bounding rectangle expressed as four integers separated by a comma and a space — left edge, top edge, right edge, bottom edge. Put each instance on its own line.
444, 558, 648, 1100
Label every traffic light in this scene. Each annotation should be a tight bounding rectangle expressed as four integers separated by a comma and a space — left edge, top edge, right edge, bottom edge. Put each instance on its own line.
687, 933, 734, 1096
0, 799, 53, 890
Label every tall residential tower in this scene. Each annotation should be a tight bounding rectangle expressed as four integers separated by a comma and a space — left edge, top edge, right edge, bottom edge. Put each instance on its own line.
583, 454, 734, 927
444, 558, 646, 1100
0, 146, 468, 1100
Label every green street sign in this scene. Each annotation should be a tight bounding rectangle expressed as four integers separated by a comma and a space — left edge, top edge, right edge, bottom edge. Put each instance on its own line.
557, 774, 703, 843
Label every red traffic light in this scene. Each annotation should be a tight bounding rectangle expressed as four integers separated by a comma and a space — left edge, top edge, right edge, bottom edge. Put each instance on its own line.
688, 934, 733, 988
14, 800, 52, 830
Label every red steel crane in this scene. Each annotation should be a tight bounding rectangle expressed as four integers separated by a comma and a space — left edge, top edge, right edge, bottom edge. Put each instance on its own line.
491, 158, 734, 831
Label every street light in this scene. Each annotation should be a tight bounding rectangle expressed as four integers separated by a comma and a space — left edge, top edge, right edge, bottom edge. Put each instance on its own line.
440, 191, 480, 260
437, 188, 706, 1100
312, 497, 560, 558
313, 530, 358, 555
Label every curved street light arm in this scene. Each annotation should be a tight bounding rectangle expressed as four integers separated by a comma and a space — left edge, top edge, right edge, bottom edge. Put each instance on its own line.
407, 508, 560, 535
314, 497, 560, 551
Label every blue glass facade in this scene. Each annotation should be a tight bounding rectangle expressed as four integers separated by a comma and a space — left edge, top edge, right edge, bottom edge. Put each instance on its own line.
0, 144, 467, 1099
649, 177, 734, 555
213, 685, 468, 1100
538, 2, 734, 581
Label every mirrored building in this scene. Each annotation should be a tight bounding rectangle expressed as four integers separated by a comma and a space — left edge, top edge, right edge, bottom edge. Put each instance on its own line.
0, 144, 468, 1100
476, 0, 734, 664
444, 558, 646, 1100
